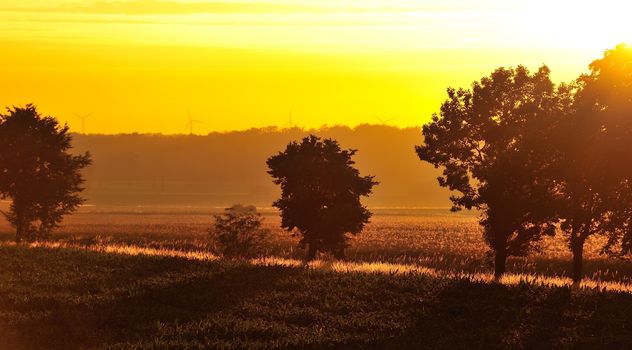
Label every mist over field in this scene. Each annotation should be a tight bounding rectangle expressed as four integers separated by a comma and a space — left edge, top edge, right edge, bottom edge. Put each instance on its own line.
70, 125, 451, 208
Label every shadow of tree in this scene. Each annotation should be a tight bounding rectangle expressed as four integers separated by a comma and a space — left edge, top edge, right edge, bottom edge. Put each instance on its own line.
381, 279, 632, 349
3, 251, 299, 349
3, 246, 632, 350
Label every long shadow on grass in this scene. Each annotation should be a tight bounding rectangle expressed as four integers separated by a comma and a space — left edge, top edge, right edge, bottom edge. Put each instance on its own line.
3, 251, 300, 350
382, 279, 632, 350
5, 247, 632, 350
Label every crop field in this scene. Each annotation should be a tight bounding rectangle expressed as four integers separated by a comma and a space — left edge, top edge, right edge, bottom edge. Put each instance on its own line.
3, 207, 632, 349
1, 206, 630, 284
2, 242, 632, 349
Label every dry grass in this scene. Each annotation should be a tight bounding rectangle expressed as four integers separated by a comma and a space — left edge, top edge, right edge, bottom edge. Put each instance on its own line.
6, 239, 631, 294
0, 206, 630, 286
5, 243, 632, 349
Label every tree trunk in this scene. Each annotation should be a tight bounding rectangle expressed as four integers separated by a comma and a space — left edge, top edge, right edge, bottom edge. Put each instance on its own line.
14, 210, 24, 243
572, 237, 585, 285
306, 243, 317, 261
15, 222, 23, 243
494, 245, 507, 281
333, 247, 346, 261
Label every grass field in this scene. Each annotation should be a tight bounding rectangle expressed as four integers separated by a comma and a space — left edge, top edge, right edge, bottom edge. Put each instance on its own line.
3, 243, 632, 349
1, 207, 630, 284
2, 207, 632, 349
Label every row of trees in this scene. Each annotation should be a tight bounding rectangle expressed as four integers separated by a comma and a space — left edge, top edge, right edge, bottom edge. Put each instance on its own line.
0, 103, 377, 263
417, 44, 632, 282
264, 45, 632, 284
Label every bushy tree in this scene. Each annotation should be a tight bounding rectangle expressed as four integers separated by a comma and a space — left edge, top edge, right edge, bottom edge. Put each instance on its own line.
0, 105, 91, 242
545, 101, 614, 283
210, 204, 268, 258
559, 44, 632, 278
417, 66, 568, 278
267, 135, 377, 260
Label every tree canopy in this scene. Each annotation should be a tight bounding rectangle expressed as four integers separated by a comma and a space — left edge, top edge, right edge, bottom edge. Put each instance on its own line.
416, 66, 569, 278
569, 44, 632, 268
0, 104, 91, 242
267, 135, 377, 260
418, 44, 632, 281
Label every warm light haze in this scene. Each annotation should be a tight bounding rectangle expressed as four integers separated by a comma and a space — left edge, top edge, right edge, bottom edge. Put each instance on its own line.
5, 2, 632, 348
1, 0, 631, 134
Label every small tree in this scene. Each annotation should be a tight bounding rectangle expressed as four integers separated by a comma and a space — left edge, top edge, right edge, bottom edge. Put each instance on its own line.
0, 105, 91, 242
267, 135, 377, 260
210, 204, 268, 258
416, 66, 565, 278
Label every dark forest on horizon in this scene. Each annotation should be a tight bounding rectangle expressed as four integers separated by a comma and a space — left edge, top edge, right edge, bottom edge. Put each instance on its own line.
68, 124, 451, 207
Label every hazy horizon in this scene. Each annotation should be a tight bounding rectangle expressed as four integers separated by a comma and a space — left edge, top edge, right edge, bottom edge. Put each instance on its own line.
63, 122, 419, 136
65, 125, 453, 208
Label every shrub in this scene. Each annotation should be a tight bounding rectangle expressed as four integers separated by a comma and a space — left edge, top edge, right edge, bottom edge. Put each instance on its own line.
209, 204, 268, 258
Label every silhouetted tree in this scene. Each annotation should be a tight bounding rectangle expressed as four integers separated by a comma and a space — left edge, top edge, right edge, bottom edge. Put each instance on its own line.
210, 204, 269, 258
0, 105, 91, 242
556, 44, 632, 281
417, 66, 567, 278
267, 135, 377, 260
545, 112, 613, 284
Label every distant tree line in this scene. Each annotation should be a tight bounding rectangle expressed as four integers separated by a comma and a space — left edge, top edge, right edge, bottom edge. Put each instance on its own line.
417, 44, 632, 282
264, 44, 632, 284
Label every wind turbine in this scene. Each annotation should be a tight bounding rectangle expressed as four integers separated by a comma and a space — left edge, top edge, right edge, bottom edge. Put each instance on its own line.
283, 110, 298, 129
184, 109, 203, 135
374, 115, 394, 126
74, 112, 92, 134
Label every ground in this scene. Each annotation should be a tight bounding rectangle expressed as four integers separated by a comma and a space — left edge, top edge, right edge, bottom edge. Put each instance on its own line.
2, 244, 632, 350
1, 207, 629, 283
1, 207, 632, 349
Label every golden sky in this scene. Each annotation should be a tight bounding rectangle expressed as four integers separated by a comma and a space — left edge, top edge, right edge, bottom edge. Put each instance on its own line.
1, 0, 630, 134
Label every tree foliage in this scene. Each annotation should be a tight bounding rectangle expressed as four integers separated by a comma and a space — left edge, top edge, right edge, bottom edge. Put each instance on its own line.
418, 44, 632, 281
416, 66, 568, 278
568, 44, 632, 266
267, 135, 377, 260
210, 204, 269, 258
0, 104, 91, 242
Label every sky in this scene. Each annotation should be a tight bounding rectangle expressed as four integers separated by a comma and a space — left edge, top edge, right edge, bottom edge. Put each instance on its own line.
1, 0, 631, 134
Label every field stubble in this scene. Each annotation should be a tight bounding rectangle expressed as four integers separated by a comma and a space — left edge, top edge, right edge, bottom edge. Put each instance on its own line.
0, 207, 630, 285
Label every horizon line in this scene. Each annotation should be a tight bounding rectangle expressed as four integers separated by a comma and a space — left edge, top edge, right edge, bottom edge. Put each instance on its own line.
69, 123, 422, 137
